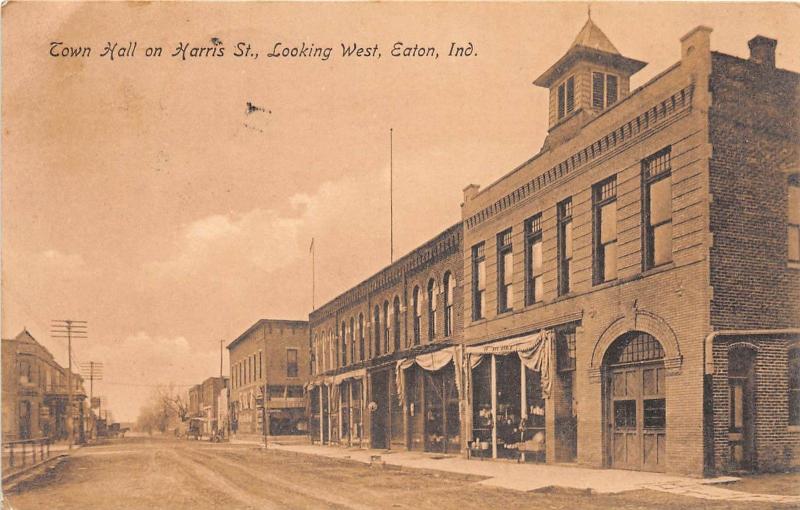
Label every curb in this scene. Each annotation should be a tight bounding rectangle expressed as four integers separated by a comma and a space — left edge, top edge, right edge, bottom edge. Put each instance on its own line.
2, 454, 68, 491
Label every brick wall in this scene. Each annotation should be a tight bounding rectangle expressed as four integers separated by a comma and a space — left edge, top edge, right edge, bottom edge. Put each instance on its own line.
707, 52, 800, 472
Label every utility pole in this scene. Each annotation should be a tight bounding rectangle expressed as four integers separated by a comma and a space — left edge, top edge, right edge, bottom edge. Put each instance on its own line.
80, 361, 103, 439
219, 339, 224, 379
262, 326, 270, 448
80, 361, 104, 405
51, 320, 87, 449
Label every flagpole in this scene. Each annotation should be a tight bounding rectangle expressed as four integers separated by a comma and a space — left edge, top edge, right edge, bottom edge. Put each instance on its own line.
310, 238, 316, 310
390, 128, 394, 264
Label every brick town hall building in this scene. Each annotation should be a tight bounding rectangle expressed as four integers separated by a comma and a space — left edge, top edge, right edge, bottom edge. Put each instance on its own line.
306, 19, 800, 476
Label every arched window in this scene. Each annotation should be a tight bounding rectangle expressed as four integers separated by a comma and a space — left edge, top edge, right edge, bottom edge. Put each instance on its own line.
393, 296, 401, 352
313, 334, 319, 374
444, 272, 455, 337
358, 313, 365, 361
427, 279, 437, 341
350, 317, 356, 363
341, 321, 347, 367
329, 329, 335, 369
374, 305, 381, 357
605, 331, 665, 365
383, 300, 390, 353
412, 286, 421, 345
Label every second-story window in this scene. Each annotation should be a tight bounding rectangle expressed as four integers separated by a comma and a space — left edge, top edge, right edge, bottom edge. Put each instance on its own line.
472, 243, 486, 320
558, 198, 573, 296
557, 75, 575, 120
788, 175, 800, 265
358, 313, 365, 361
427, 279, 437, 340
497, 228, 514, 313
643, 147, 673, 269
593, 176, 618, 284
412, 286, 421, 345
287, 348, 298, 378
341, 321, 347, 367
350, 317, 356, 363
393, 296, 401, 351
525, 214, 543, 305
592, 72, 618, 109
383, 301, 390, 354
444, 272, 455, 337
374, 306, 381, 356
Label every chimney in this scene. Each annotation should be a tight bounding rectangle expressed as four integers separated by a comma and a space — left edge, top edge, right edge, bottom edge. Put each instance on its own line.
462, 184, 480, 204
748, 35, 777, 68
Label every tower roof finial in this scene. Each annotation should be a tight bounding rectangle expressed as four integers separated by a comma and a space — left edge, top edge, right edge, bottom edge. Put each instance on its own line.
588, 4, 592, 20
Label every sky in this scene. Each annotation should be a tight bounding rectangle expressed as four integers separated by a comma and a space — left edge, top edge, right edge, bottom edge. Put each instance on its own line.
3, 2, 799, 422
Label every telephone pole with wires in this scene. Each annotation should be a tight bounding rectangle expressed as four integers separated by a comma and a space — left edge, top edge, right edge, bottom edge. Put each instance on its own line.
80, 361, 103, 421
51, 320, 87, 449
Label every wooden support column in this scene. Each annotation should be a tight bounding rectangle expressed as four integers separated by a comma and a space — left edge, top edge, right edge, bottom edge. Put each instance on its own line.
520, 358, 527, 463
491, 354, 497, 459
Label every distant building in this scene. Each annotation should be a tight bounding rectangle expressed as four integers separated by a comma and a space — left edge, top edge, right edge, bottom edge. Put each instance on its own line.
227, 319, 309, 437
2, 330, 88, 443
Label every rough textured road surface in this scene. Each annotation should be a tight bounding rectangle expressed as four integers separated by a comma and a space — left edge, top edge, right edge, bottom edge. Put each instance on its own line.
1, 437, 785, 509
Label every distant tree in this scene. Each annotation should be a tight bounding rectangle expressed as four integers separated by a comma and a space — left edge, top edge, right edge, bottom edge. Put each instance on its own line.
135, 384, 188, 434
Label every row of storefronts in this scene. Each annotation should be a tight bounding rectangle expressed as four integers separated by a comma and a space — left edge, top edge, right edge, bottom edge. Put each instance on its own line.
307, 321, 566, 463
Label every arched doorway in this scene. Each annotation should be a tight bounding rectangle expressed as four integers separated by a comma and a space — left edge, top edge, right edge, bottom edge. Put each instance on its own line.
604, 331, 666, 472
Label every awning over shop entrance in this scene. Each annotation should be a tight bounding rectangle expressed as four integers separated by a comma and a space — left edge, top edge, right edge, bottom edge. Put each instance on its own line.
466, 329, 554, 397
395, 346, 464, 406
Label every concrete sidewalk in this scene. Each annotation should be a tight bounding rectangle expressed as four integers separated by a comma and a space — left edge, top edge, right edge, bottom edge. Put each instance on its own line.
267, 440, 800, 504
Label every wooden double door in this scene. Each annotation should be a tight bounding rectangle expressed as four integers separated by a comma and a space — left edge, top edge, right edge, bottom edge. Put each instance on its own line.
607, 362, 666, 471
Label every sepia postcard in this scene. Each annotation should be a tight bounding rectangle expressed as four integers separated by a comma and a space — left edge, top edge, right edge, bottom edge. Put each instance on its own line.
2, 1, 799, 508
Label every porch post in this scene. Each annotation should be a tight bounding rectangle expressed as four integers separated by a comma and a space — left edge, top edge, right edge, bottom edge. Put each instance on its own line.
348, 381, 354, 446
520, 358, 527, 463
491, 354, 497, 459
319, 386, 324, 444
327, 385, 332, 445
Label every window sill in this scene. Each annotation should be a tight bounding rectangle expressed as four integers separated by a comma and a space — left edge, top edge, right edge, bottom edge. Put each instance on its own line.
788, 262, 800, 270
788, 425, 800, 433
496, 309, 514, 319
470, 317, 487, 326
641, 261, 676, 278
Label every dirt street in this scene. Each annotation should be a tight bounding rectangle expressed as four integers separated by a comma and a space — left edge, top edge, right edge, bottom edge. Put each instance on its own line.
1, 437, 789, 510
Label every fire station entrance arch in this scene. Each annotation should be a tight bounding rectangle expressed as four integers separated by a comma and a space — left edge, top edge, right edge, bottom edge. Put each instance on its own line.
604, 331, 667, 472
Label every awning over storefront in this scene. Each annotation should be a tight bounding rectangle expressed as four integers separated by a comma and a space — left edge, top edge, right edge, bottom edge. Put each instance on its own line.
465, 330, 554, 398
395, 346, 464, 406
306, 367, 367, 391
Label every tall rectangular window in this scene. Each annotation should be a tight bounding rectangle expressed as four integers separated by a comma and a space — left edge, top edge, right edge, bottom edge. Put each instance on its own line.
472, 243, 486, 320
557, 75, 575, 120
593, 176, 618, 284
497, 229, 514, 313
788, 176, 800, 265
525, 214, 543, 306
287, 349, 298, 378
259, 351, 263, 380
789, 348, 800, 426
593, 72, 619, 109
558, 199, 573, 296
556, 328, 577, 372
643, 147, 672, 269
